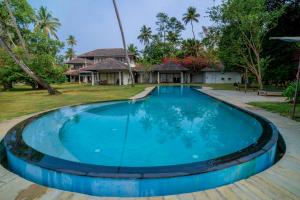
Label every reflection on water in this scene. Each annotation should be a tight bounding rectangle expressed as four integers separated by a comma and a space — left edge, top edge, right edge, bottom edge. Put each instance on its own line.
22, 86, 262, 167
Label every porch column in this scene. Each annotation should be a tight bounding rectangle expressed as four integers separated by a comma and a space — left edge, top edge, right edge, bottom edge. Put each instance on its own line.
181, 72, 184, 83
157, 72, 160, 84
97, 72, 99, 83
91, 72, 95, 86
119, 71, 122, 85
188, 73, 191, 83
149, 72, 153, 83
79, 74, 81, 84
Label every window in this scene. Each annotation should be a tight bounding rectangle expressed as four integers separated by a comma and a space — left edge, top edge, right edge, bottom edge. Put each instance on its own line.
228, 78, 232, 81
221, 77, 225, 80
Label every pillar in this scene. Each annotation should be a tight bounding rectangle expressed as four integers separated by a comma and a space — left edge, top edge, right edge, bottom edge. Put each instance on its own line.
119, 71, 122, 85
157, 72, 160, 84
149, 72, 153, 83
188, 73, 191, 83
181, 72, 184, 84
79, 74, 81, 84
91, 72, 95, 86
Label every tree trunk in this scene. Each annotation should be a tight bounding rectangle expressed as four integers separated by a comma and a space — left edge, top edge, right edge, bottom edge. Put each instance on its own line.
4, 0, 29, 58
191, 21, 198, 56
0, 36, 60, 95
112, 0, 135, 86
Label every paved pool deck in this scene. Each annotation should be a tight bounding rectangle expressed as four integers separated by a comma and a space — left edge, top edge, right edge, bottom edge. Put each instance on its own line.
0, 87, 300, 200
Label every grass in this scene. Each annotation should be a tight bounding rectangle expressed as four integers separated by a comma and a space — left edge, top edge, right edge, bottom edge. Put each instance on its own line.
0, 83, 148, 122
248, 101, 300, 122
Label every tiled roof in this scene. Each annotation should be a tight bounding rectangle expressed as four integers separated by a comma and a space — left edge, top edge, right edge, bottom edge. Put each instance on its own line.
152, 62, 189, 72
81, 58, 129, 72
65, 58, 93, 64
78, 48, 134, 58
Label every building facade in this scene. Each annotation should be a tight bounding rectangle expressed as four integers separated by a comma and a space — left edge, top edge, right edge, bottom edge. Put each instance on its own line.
65, 48, 241, 85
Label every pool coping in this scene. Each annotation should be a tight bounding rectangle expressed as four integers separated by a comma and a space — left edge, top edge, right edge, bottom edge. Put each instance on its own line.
0, 86, 300, 199
3, 86, 279, 179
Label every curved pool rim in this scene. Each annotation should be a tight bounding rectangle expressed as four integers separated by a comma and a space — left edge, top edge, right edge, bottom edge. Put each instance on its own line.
3, 86, 280, 196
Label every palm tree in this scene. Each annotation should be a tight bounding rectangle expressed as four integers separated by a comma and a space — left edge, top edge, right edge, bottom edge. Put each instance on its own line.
67, 35, 77, 48
0, 36, 60, 95
182, 7, 200, 41
65, 48, 75, 61
128, 44, 139, 57
3, 0, 29, 57
2, 0, 59, 95
112, 0, 134, 86
138, 25, 152, 45
34, 6, 61, 39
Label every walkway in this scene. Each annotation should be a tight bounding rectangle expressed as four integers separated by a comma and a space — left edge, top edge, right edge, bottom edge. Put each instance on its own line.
0, 88, 299, 200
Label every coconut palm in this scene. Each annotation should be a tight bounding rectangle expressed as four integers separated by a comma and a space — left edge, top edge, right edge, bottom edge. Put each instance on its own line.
128, 44, 139, 57
65, 48, 75, 61
1, 0, 59, 95
34, 6, 61, 39
182, 7, 200, 40
67, 35, 77, 48
112, 0, 134, 86
138, 25, 152, 45
3, 0, 29, 57
0, 36, 60, 95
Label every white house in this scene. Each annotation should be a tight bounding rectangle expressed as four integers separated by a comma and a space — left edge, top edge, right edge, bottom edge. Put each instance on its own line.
65, 48, 241, 85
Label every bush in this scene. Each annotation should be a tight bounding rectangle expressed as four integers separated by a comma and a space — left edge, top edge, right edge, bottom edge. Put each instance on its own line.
283, 81, 300, 102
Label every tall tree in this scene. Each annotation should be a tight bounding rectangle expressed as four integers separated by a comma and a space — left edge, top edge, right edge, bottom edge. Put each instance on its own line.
166, 17, 185, 45
34, 6, 61, 39
67, 35, 77, 48
65, 48, 75, 61
3, 0, 29, 57
1, 0, 60, 94
0, 36, 60, 94
156, 12, 169, 43
138, 25, 152, 45
182, 7, 200, 41
128, 43, 139, 57
112, 0, 134, 86
209, 0, 284, 89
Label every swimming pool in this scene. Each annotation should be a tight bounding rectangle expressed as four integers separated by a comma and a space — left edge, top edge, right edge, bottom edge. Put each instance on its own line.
3, 86, 279, 197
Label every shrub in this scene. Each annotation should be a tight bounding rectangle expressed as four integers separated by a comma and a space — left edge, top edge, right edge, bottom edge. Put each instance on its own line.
283, 81, 300, 102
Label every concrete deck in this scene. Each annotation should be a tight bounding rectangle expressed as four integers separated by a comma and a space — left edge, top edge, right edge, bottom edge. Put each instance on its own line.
0, 88, 300, 200
129, 86, 155, 100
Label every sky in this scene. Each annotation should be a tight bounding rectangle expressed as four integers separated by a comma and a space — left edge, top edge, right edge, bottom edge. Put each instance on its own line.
28, 0, 221, 55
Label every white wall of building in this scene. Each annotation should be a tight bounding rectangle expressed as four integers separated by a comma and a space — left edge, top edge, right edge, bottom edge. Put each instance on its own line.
203, 72, 241, 84
191, 74, 204, 83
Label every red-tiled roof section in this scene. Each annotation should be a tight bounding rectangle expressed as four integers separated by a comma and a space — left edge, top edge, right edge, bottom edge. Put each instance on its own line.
78, 48, 134, 58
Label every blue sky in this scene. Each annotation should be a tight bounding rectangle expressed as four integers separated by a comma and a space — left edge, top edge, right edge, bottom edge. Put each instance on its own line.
28, 0, 221, 54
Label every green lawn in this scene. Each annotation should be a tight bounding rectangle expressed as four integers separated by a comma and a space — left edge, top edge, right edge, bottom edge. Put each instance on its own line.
248, 102, 300, 122
0, 83, 148, 122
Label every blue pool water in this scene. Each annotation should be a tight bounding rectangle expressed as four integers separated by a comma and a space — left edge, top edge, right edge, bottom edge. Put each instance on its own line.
23, 86, 262, 167
4, 86, 279, 197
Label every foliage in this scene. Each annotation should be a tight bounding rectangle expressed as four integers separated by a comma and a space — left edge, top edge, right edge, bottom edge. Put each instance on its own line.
262, 0, 300, 82
34, 6, 61, 39
182, 7, 200, 40
0, 1, 66, 90
128, 43, 139, 57
283, 81, 300, 101
138, 25, 152, 45
208, 0, 284, 89
67, 35, 76, 47
65, 48, 75, 60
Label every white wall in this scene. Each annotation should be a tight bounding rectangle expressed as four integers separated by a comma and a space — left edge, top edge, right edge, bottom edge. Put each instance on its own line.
203, 72, 241, 84
191, 74, 204, 83
122, 72, 131, 85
